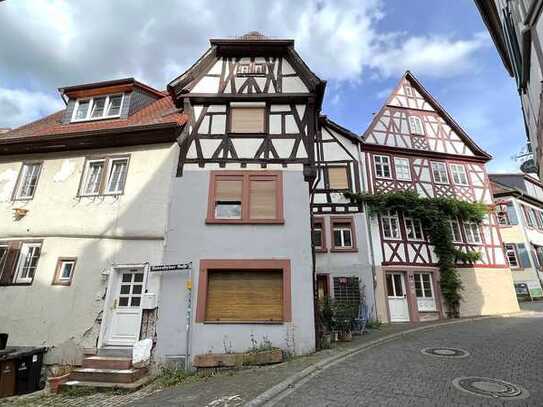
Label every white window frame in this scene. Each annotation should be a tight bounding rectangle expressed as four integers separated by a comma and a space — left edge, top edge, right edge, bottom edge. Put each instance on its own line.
58, 260, 76, 281
381, 210, 401, 240
463, 221, 482, 244
430, 161, 449, 184
81, 159, 106, 196
404, 217, 424, 241
504, 244, 519, 269
450, 163, 468, 186
374, 155, 392, 179
14, 243, 41, 284
408, 116, 424, 135
414, 273, 434, 299
449, 219, 463, 243
14, 162, 42, 200
0, 244, 8, 271
105, 157, 129, 195
71, 94, 124, 123
333, 224, 353, 248
404, 85, 414, 97
394, 157, 411, 181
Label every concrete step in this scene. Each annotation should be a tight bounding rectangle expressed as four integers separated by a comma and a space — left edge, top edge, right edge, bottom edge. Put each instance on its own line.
97, 346, 132, 358
69, 367, 147, 384
60, 375, 152, 393
82, 356, 132, 370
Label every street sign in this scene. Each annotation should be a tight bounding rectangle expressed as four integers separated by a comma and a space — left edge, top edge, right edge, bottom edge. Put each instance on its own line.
150, 263, 191, 272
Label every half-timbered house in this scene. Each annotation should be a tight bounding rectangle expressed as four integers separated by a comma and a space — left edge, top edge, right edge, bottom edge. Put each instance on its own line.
312, 117, 375, 316
362, 71, 519, 322
155, 33, 325, 364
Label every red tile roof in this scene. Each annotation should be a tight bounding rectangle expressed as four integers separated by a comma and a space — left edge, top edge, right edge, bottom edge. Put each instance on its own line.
0, 96, 187, 142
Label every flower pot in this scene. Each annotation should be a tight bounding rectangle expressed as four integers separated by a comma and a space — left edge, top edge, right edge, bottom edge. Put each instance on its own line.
320, 333, 332, 349
47, 373, 70, 394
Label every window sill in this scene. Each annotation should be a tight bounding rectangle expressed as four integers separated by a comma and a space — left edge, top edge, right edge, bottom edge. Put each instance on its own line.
78, 192, 125, 198
71, 115, 121, 124
0, 282, 33, 287
315, 248, 328, 253
11, 197, 33, 202
202, 320, 284, 325
206, 218, 285, 225
330, 247, 358, 253
52, 281, 72, 286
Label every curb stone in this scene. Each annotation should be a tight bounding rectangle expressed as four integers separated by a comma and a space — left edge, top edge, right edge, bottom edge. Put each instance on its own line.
244, 311, 539, 407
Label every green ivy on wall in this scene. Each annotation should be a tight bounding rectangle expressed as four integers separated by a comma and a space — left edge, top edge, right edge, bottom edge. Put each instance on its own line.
345, 190, 488, 317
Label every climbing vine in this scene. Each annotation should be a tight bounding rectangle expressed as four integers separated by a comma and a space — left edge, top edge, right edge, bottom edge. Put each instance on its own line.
345, 191, 488, 317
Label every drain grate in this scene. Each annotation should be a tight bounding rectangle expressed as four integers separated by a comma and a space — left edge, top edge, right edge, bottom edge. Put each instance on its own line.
421, 347, 470, 359
452, 377, 529, 400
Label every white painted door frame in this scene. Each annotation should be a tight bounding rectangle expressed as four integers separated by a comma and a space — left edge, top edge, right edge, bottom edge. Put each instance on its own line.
386, 272, 410, 322
99, 263, 149, 348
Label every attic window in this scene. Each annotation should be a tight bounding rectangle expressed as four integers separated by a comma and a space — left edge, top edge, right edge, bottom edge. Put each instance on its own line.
72, 94, 124, 122
236, 62, 266, 77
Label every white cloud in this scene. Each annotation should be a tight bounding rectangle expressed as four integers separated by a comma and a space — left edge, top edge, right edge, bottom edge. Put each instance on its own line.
0, 88, 64, 129
369, 32, 491, 78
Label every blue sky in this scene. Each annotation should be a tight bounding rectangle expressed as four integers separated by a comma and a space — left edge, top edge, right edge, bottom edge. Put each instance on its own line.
0, 0, 525, 172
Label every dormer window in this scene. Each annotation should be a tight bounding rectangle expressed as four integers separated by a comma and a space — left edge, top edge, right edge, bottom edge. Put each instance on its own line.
72, 94, 123, 122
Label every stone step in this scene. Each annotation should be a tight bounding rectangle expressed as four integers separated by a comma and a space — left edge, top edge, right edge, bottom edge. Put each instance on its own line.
82, 356, 132, 370
97, 346, 132, 358
60, 375, 152, 393
69, 367, 147, 384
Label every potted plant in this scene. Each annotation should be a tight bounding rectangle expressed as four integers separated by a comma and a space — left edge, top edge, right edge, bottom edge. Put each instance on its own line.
319, 296, 334, 347
47, 364, 72, 394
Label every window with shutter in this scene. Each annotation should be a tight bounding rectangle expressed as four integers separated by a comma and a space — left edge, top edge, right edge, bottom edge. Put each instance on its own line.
0, 241, 22, 285
327, 166, 349, 189
196, 260, 291, 324
205, 270, 283, 322
230, 107, 266, 133
207, 171, 283, 224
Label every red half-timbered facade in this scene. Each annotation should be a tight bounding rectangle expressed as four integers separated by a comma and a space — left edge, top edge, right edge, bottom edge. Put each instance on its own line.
362, 72, 513, 322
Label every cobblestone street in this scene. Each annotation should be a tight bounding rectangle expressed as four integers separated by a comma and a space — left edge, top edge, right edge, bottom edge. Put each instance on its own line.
273, 312, 543, 406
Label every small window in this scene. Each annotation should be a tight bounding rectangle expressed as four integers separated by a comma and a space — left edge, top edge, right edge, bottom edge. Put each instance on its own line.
450, 164, 468, 185
449, 219, 463, 242
230, 107, 266, 133
408, 116, 424, 135
72, 94, 124, 122
404, 85, 414, 97
496, 204, 510, 225
524, 205, 537, 228
327, 166, 349, 189
80, 156, 129, 196
404, 217, 424, 240
504, 244, 519, 268
13, 162, 42, 200
414, 273, 433, 298
14, 243, 41, 284
430, 161, 449, 184
381, 210, 401, 239
374, 155, 391, 179
463, 221, 482, 244
52, 258, 77, 286
312, 218, 326, 252
207, 171, 283, 224
331, 218, 356, 251
394, 158, 411, 181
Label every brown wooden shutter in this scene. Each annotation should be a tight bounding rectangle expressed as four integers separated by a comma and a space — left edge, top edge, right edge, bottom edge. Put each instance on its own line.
328, 167, 349, 189
0, 241, 21, 284
205, 270, 283, 322
215, 178, 243, 202
230, 108, 265, 133
249, 179, 277, 219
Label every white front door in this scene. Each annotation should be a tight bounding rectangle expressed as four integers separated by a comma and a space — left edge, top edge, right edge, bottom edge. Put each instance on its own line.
105, 268, 146, 346
386, 272, 410, 322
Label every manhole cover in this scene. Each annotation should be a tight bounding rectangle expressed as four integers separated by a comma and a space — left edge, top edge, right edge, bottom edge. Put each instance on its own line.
452, 377, 529, 400
421, 347, 470, 358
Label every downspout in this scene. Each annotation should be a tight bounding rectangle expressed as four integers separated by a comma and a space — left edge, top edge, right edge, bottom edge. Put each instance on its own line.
356, 144, 379, 319
310, 116, 323, 351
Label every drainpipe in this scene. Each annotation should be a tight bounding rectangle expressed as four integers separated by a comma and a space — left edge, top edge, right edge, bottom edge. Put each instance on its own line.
309, 116, 323, 351
356, 145, 379, 319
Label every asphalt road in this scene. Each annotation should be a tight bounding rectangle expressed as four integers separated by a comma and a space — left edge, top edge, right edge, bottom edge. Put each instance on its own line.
272, 312, 543, 406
